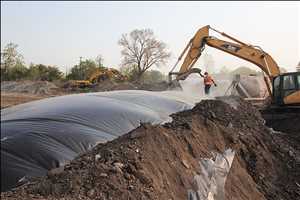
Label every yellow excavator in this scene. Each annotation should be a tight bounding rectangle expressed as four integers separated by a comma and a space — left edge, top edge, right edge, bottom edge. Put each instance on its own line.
72, 68, 127, 88
169, 25, 300, 107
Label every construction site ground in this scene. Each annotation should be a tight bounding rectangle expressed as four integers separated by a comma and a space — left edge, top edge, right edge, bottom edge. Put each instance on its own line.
1, 93, 300, 200
1, 80, 170, 109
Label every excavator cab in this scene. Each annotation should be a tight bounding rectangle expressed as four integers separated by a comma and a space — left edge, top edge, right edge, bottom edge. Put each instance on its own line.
272, 72, 300, 105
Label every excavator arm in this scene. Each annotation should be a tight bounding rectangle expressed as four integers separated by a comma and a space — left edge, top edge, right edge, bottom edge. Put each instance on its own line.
169, 25, 281, 96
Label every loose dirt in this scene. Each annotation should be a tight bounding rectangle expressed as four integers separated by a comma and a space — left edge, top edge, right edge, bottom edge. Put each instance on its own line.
64, 80, 170, 92
1, 92, 50, 109
1, 81, 60, 95
1, 80, 170, 109
1, 81, 64, 109
1, 97, 299, 200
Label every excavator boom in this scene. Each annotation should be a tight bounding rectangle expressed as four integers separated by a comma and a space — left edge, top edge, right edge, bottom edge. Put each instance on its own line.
169, 25, 300, 106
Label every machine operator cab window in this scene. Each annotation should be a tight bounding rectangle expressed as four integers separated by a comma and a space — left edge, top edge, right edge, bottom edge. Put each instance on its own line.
273, 72, 300, 105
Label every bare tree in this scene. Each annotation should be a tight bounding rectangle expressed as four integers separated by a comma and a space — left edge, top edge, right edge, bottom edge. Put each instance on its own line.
1, 43, 25, 81
118, 29, 171, 81
1, 43, 24, 69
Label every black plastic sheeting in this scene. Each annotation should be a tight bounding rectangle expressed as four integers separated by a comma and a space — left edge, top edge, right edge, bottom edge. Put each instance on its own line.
1, 90, 192, 192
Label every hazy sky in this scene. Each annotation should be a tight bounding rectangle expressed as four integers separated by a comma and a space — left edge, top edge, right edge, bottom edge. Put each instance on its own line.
1, 1, 300, 74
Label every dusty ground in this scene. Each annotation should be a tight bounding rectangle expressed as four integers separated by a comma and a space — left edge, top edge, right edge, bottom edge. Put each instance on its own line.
1, 81, 61, 95
1, 92, 46, 109
1, 81, 64, 109
62, 80, 170, 93
2, 97, 299, 200
1, 80, 169, 109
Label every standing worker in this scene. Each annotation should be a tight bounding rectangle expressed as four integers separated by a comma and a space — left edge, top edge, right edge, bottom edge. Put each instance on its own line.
203, 72, 217, 95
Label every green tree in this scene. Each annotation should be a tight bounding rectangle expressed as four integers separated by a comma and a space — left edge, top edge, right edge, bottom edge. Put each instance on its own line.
27, 63, 40, 80
141, 70, 166, 83
4, 62, 28, 81
66, 59, 98, 80
1, 43, 25, 81
120, 65, 139, 81
8, 63, 28, 81
27, 64, 63, 81
47, 66, 63, 81
118, 29, 171, 82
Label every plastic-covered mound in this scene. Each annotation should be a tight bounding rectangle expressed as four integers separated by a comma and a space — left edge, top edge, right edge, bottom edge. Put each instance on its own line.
1, 90, 193, 192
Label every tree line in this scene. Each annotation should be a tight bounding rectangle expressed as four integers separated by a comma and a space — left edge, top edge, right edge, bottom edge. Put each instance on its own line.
1, 43, 63, 81
1, 28, 170, 83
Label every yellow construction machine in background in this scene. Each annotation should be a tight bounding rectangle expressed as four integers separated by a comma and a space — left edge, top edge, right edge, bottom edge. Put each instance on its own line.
71, 68, 127, 88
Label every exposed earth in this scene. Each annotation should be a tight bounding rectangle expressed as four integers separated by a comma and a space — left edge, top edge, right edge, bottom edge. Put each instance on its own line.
1, 97, 299, 200
1, 80, 170, 109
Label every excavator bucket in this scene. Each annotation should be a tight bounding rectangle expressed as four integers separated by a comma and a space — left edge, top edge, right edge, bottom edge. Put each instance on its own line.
168, 68, 203, 90
168, 79, 183, 90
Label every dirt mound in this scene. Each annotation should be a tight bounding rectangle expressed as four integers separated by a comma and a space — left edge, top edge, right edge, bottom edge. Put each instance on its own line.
62, 80, 169, 93
260, 107, 300, 157
1, 81, 59, 95
1, 97, 299, 200
138, 81, 170, 91
94, 80, 139, 91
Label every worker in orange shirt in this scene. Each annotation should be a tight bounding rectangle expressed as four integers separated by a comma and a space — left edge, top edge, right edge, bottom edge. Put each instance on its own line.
203, 72, 217, 95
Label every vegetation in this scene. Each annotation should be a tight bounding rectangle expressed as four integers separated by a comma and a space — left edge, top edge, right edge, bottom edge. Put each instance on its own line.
118, 29, 171, 82
1, 36, 170, 84
66, 59, 99, 80
1, 43, 63, 81
120, 65, 166, 83
141, 70, 166, 83
0, 43, 107, 82
27, 64, 63, 81
119, 65, 138, 81
1, 43, 26, 81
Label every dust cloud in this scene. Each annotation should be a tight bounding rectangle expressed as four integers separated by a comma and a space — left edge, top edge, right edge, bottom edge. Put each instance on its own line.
159, 74, 232, 106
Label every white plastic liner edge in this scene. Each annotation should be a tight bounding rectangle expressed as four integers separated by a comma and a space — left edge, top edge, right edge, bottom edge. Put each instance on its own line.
188, 148, 236, 200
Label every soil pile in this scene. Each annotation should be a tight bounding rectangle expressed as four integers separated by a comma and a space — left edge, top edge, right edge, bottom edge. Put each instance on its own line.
0, 80, 169, 110
260, 107, 300, 157
1, 97, 299, 200
62, 80, 170, 93
1, 81, 59, 95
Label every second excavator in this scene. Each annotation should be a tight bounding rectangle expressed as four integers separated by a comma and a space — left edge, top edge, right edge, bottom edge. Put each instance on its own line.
169, 25, 300, 107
